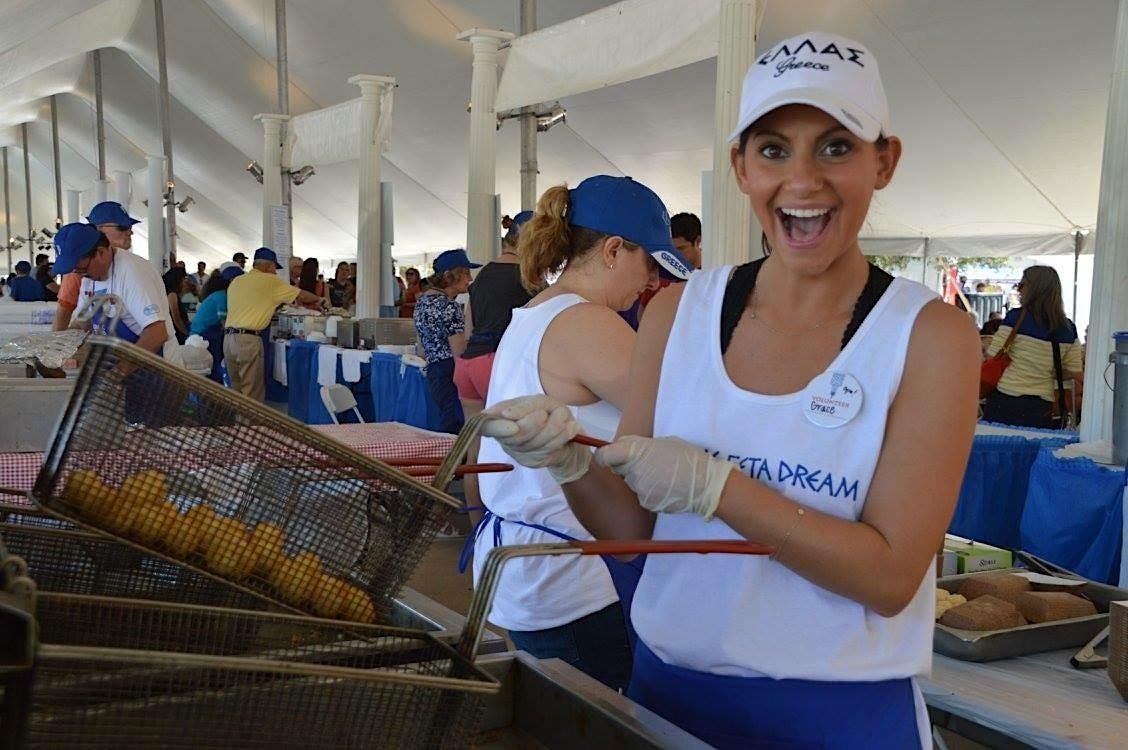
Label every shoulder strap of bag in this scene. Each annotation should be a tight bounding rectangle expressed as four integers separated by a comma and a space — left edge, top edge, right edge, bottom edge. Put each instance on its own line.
1051, 337, 1068, 425
998, 308, 1027, 355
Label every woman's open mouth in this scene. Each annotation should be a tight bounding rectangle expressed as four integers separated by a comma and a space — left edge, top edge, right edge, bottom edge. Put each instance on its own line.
777, 207, 834, 249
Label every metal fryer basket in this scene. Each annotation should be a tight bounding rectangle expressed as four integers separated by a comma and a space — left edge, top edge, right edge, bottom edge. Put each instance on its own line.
26, 593, 496, 749
31, 338, 464, 623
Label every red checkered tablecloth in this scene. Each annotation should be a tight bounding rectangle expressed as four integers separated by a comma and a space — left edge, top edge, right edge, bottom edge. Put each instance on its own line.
311, 423, 454, 463
0, 422, 454, 504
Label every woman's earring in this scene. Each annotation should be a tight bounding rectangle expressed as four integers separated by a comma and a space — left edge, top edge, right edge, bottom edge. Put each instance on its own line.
609, 263, 615, 271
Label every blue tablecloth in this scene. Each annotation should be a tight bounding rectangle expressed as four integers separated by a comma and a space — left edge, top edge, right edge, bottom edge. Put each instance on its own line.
950, 428, 1076, 549
278, 343, 441, 431
1019, 446, 1126, 584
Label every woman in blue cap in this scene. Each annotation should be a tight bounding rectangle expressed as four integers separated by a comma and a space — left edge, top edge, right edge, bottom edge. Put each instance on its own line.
465, 175, 691, 691
481, 32, 980, 748
413, 249, 480, 433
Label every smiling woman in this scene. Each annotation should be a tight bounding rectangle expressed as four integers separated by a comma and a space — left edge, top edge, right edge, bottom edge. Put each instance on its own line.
479, 31, 981, 749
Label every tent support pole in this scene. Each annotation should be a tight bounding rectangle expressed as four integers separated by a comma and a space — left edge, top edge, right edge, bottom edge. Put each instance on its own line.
1080, 0, 1128, 443
2, 147, 10, 273
154, 0, 175, 267
1073, 230, 1082, 323
275, 0, 293, 257
50, 95, 62, 228
22, 123, 33, 264
518, 0, 537, 211
921, 237, 930, 286
93, 49, 109, 202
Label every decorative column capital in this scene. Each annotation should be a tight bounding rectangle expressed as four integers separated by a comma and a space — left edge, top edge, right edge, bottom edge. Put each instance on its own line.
347, 74, 397, 99
457, 28, 515, 56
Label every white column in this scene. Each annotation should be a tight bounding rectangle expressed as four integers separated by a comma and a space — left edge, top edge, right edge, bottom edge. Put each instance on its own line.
457, 29, 514, 265
65, 189, 81, 223
348, 75, 397, 318
1081, 0, 1128, 443
94, 179, 110, 204
146, 154, 166, 268
254, 113, 290, 271
708, 0, 761, 267
112, 170, 131, 207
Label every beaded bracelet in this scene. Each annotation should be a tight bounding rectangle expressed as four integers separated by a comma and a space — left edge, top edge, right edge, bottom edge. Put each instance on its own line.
770, 506, 805, 560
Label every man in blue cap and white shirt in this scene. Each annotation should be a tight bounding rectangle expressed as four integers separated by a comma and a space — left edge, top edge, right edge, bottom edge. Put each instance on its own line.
53, 212, 174, 357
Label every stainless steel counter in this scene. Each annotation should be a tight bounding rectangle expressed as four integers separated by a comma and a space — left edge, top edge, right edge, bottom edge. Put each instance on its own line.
923, 649, 1128, 749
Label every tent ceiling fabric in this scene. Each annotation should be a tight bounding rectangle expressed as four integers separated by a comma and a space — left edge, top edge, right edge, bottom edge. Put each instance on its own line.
0, 0, 1116, 269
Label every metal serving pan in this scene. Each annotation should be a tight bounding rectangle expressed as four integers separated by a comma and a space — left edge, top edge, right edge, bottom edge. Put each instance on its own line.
933, 564, 1128, 662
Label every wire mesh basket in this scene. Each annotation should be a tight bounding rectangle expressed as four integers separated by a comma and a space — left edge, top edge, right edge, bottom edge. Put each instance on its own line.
25, 593, 496, 749
0, 514, 263, 610
30, 338, 465, 624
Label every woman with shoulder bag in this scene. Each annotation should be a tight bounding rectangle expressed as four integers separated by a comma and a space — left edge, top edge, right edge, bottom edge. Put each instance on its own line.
981, 266, 1084, 428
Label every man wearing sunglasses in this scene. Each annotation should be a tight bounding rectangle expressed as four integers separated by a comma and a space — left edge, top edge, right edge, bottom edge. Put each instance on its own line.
53, 211, 174, 358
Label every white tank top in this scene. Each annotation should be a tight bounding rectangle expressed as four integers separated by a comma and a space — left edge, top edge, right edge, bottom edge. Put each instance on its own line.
474, 294, 620, 631
632, 266, 939, 681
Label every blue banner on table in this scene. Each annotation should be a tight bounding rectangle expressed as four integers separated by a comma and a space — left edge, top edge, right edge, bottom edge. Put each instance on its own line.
287, 340, 333, 424
368, 353, 402, 423
395, 364, 442, 431
950, 433, 1075, 549
1019, 445, 1125, 584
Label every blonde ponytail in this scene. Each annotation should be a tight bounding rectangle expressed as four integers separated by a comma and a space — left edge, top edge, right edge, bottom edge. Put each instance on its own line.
518, 184, 608, 293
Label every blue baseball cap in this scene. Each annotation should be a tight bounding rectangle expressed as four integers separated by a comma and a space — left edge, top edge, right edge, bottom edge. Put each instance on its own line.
513, 210, 534, 227
220, 265, 244, 281
14, 260, 31, 274
568, 175, 692, 280
433, 248, 482, 274
253, 247, 282, 269
86, 201, 141, 227
52, 223, 105, 275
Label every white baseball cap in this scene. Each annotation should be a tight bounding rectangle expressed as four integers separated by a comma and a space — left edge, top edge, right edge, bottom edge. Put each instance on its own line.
728, 32, 890, 144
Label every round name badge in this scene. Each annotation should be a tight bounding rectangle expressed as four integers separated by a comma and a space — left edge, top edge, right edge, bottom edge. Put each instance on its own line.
804, 371, 864, 428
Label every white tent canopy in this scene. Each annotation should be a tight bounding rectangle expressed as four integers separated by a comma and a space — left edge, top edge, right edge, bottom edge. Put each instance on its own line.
0, 0, 1116, 270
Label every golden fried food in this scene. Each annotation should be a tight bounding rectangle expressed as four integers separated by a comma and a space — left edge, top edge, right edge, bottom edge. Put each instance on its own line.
165, 504, 218, 559
99, 488, 145, 536
61, 470, 115, 519
338, 584, 377, 624
204, 516, 255, 580
310, 573, 347, 619
118, 470, 170, 509
270, 551, 323, 607
249, 523, 286, 576
133, 502, 181, 546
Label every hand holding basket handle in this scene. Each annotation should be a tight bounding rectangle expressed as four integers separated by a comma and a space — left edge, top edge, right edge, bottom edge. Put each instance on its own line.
480, 395, 593, 484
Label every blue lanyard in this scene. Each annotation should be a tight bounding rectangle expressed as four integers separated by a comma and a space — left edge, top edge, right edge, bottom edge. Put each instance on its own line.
457, 508, 576, 574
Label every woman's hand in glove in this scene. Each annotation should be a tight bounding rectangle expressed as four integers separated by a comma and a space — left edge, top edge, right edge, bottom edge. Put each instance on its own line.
480, 395, 592, 484
595, 436, 735, 519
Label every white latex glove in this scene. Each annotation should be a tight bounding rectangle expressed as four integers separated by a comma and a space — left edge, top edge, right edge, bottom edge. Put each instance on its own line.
480, 395, 592, 484
596, 436, 735, 519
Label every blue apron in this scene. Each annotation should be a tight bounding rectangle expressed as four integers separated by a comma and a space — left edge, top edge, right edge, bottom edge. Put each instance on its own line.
628, 637, 922, 749
200, 323, 226, 384
458, 509, 645, 650
91, 310, 166, 427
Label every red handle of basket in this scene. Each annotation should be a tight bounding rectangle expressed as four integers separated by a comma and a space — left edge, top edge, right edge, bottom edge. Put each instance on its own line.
571, 434, 610, 448
567, 539, 774, 556
400, 463, 513, 477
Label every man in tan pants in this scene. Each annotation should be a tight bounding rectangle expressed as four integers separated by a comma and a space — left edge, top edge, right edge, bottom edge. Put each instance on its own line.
223, 247, 324, 400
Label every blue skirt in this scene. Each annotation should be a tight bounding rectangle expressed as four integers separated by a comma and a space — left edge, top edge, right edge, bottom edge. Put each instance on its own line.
628, 640, 923, 749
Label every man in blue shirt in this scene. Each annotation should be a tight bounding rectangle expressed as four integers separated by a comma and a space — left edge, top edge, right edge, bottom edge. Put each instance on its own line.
8, 260, 45, 301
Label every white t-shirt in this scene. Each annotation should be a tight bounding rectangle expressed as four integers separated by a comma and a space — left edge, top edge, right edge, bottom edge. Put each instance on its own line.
79, 250, 176, 346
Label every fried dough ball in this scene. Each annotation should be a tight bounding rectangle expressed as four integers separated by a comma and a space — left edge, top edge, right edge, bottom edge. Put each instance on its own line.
204, 516, 255, 580
270, 551, 323, 607
166, 504, 218, 559
118, 470, 170, 509
249, 523, 286, 576
310, 573, 347, 619
338, 584, 377, 624
61, 470, 115, 519
100, 487, 145, 536
133, 501, 182, 546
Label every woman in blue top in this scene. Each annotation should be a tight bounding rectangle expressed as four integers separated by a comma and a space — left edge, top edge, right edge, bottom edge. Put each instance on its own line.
413, 249, 478, 433
190, 263, 244, 384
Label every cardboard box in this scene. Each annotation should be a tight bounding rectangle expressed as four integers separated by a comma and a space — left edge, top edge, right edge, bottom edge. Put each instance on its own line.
944, 535, 1012, 573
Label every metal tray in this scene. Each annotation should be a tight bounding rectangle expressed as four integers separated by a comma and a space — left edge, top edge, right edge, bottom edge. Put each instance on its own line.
933, 569, 1127, 662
